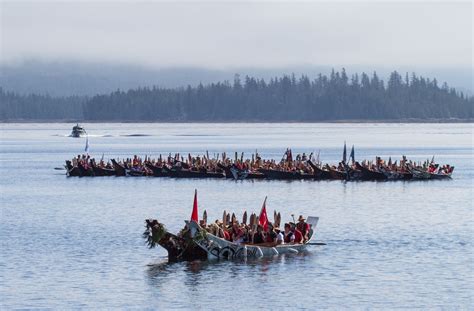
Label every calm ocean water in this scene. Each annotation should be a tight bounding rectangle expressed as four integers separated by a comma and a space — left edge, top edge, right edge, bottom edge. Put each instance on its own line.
0, 123, 473, 309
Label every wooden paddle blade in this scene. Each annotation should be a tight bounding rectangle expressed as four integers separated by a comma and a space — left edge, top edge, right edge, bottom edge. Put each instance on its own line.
274, 210, 277, 223
277, 212, 281, 228
203, 210, 207, 224
242, 211, 247, 225
231, 213, 236, 224
222, 211, 227, 227
226, 213, 231, 224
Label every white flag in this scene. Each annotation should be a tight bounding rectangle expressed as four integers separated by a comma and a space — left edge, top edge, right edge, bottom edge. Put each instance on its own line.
84, 136, 90, 153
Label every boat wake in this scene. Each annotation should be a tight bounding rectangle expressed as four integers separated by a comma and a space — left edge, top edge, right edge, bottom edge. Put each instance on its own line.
120, 134, 153, 137
53, 134, 114, 137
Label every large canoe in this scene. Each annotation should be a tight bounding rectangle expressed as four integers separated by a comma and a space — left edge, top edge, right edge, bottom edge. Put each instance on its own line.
355, 162, 386, 181
145, 163, 169, 177
307, 160, 332, 180
327, 166, 347, 180
408, 165, 453, 180
111, 159, 127, 176
65, 160, 81, 177
258, 168, 314, 180
188, 216, 319, 260
163, 166, 226, 179
92, 165, 116, 176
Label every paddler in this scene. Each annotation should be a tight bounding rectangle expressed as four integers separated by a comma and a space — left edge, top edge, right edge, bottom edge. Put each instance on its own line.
283, 223, 295, 244
252, 225, 265, 244
296, 215, 310, 242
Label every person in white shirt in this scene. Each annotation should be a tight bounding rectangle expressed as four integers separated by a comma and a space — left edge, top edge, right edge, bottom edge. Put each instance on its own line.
274, 228, 284, 245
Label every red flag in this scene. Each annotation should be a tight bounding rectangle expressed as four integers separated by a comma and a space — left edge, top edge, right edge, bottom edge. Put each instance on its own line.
258, 196, 268, 231
191, 189, 198, 223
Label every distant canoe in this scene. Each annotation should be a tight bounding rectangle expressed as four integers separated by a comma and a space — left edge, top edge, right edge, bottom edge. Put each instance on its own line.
327, 166, 347, 180
355, 162, 386, 180
307, 160, 332, 180
65, 160, 80, 177
145, 163, 169, 177
111, 159, 126, 176
408, 165, 453, 180
163, 166, 226, 179
258, 168, 314, 180
92, 165, 116, 176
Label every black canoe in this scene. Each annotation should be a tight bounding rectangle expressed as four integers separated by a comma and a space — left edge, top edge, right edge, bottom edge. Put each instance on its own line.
77, 162, 94, 177
145, 163, 169, 177
163, 166, 226, 179
327, 166, 347, 180
247, 171, 266, 179
355, 162, 386, 180
379, 167, 412, 180
92, 164, 116, 176
217, 163, 233, 178
218, 163, 266, 179
111, 159, 126, 176
307, 160, 332, 180
258, 168, 314, 180
65, 160, 81, 177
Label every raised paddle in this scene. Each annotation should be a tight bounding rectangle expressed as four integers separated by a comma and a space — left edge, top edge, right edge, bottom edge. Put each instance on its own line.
54, 167, 66, 170
306, 242, 327, 246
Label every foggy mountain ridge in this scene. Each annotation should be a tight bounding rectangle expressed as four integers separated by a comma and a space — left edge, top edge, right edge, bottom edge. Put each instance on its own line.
0, 60, 472, 97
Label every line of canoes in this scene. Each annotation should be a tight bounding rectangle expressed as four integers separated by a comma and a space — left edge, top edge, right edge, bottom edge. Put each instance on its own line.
65, 150, 454, 181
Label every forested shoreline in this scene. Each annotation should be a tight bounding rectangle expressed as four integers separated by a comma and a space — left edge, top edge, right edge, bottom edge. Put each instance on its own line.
1, 70, 472, 121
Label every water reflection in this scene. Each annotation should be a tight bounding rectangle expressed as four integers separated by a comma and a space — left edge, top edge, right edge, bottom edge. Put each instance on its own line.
145, 252, 314, 289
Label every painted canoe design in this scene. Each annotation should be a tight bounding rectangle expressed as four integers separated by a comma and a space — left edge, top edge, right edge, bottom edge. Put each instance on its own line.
189, 216, 319, 260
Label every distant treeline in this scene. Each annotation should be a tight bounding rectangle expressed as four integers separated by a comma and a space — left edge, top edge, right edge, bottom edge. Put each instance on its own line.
0, 91, 86, 120
1, 70, 473, 121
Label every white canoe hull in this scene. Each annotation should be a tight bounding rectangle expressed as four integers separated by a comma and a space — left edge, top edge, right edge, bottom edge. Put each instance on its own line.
190, 216, 319, 259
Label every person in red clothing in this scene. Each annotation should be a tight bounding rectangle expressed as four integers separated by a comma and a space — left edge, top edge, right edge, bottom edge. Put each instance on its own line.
296, 215, 311, 242
231, 223, 245, 244
293, 224, 303, 244
223, 228, 231, 241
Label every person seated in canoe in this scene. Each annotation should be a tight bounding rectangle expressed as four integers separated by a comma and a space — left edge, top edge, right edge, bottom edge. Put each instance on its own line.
214, 220, 231, 241
132, 155, 141, 168
290, 222, 304, 244
252, 225, 266, 244
273, 226, 284, 245
283, 223, 295, 244
265, 223, 284, 246
296, 215, 311, 242
231, 223, 245, 244
265, 223, 277, 243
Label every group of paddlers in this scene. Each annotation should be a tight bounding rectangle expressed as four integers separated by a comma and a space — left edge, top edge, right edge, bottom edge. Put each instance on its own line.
193, 211, 311, 246
65, 147, 454, 180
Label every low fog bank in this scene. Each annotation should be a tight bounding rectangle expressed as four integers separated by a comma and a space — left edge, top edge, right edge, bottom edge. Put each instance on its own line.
1, 60, 471, 97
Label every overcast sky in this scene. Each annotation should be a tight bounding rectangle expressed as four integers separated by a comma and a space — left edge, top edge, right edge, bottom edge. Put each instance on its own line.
1, 1, 472, 69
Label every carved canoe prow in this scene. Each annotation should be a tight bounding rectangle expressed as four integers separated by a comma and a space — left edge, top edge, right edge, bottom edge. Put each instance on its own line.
143, 219, 207, 262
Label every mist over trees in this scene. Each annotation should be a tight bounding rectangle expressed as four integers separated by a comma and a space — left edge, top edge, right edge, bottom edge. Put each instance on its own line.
0, 88, 85, 120
1, 70, 472, 121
